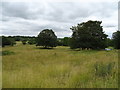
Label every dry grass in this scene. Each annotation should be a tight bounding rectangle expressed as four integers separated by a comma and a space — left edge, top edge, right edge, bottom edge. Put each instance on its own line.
0, 47, 2, 89
2, 44, 118, 88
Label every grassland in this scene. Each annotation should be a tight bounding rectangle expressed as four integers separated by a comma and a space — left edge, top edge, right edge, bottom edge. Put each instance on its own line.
0, 47, 2, 89
2, 43, 118, 88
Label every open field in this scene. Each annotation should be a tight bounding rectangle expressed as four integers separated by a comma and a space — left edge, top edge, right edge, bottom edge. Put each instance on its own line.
2, 44, 118, 88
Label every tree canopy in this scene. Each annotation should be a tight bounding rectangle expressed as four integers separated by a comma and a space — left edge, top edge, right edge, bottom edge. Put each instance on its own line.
112, 30, 120, 49
21, 39, 27, 45
36, 29, 57, 48
2, 36, 16, 47
57, 37, 70, 46
70, 20, 108, 49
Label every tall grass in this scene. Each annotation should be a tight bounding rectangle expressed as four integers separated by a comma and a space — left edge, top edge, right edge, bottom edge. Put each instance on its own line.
2, 44, 118, 88
0, 47, 2, 89
94, 62, 115, 77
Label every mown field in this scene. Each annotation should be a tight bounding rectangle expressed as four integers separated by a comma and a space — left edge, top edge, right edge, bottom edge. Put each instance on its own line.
2, 42, 118, 88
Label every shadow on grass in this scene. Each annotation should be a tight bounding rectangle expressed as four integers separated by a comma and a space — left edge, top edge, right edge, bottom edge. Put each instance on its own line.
68, 48, 100, 54
69, 48, 99, 51
35, 46, 55, 50
1, 50, 15, 56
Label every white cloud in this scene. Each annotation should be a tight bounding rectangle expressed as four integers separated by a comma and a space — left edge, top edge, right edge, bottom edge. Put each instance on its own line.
1, 1, 118, 38
2, 0, 119, 3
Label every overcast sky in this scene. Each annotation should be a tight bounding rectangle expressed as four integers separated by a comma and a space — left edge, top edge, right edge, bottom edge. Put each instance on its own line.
0, 0, 119, 38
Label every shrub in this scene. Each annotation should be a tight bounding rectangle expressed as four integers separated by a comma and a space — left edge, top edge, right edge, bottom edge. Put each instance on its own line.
22, 40, 27, 45
94, 62, 115, 77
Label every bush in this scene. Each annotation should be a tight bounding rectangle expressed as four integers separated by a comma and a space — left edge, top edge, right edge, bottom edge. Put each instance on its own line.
22, 40, 27, 45
94, 62, 115, 77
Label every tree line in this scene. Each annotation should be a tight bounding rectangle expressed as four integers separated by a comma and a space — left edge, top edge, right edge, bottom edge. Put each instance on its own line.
1, 20, 120, 49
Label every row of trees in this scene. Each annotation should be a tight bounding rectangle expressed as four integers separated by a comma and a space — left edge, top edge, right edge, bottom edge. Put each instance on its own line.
1, 35, 69, 47
36, 20, 120, 49
1, 36, 36, 47
1, 20, 120, 49
2, 36, 16, 47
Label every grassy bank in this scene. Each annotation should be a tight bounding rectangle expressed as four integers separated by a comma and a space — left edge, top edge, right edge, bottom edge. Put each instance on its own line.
2, 44, 118, 88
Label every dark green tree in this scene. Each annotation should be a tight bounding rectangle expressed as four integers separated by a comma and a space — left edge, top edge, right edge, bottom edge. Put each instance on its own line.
106, 38, 114, 47
62, 37, 70, 46
28, 38, 36, 45
70, 20, 108, 49
57, 37, 70, 46
57, 38, 63, 46
14, 36, 21, 41
36, 29, 57, 48
2, 36, 16, 47
112, 30, 120, 49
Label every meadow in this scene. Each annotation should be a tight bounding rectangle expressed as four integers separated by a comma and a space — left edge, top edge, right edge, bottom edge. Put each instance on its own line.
2, 42, 118, 88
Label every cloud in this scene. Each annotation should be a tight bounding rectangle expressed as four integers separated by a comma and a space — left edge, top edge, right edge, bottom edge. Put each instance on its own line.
2, 0, 119, 3
2, 2, 30, 19
1, 1, 118, 38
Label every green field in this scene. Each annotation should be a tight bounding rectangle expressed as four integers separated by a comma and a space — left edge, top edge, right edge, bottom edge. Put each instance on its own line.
2, 43, 118, 88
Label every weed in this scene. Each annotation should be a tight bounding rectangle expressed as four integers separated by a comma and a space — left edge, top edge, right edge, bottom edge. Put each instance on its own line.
2, 50, 15, 56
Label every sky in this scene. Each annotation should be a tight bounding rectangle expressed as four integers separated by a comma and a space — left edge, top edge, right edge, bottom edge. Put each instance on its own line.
0, 0, 119, 38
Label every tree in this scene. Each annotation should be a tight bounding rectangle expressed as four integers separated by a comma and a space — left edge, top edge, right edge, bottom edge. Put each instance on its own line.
2, 36, 16, 47
112, 31, 120, 49
70, 20, 108, 49
57, 38, 63, 46
57, 37, 70, 46
61, 37, 70, 46
28, 38, 36, 45
14, 36, 21, 41
36, 29, 57, 48
106, 38, 114, 47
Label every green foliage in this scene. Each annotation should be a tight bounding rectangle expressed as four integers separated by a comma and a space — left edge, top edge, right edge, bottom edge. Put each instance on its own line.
36, 29, 57, 48
2, 36, 16, 47
14, 36, 22, 41
106, 38, 114, 47
28, 38, 36, 45
11, 36, 36, 42
2, 50, 15, 56
107, 46, 114, 49
57, 37, 70, 46
70, 20, 108, 49
112, 30, 120, 49
94, 62, 115, 77
22, 40, 27, 45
